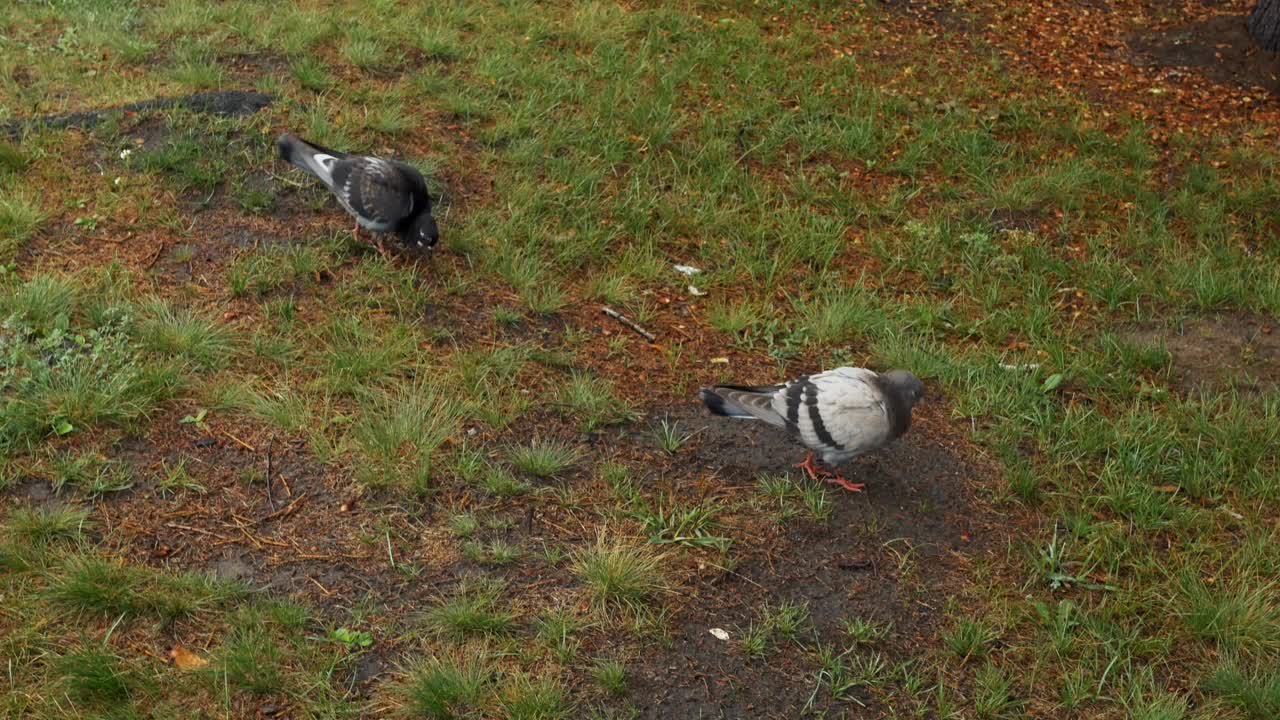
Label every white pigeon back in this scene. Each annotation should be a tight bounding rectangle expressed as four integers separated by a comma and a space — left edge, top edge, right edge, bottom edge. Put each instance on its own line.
771, 367, 891, 465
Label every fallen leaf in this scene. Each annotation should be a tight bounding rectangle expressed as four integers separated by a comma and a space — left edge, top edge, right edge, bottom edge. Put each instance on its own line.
708, 628, 730, 641
1153, 485, 1179, 493
169, 645, 209, 670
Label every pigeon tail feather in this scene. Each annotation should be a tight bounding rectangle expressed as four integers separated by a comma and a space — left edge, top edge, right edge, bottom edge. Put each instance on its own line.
700, 385, 787, 428
276, 133, 345, 189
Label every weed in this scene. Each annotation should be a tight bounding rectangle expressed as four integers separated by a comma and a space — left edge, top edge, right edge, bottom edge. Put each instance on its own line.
653, 416, 692, 453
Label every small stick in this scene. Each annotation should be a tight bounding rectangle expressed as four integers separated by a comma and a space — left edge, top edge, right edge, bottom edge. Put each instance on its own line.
264, 434, 275, 511
164, 522, 232, 541
601, 306, 656, 342
220, 429, 255, 452
144, 240, 166, 269
257, 492, 306, 524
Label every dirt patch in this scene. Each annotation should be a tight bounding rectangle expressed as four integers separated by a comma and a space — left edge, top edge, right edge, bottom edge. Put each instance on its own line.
1128, 13, 1280, 96
615, 405, 998, 718
1, 90, 273, 138
987, 207, 1051, 234
1131, 313, 1280, 393
871, 0, 976, 31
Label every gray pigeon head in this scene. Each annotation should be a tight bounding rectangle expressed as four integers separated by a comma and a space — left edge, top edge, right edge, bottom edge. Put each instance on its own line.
883, 369, 924, 407
408, 211, 439, 250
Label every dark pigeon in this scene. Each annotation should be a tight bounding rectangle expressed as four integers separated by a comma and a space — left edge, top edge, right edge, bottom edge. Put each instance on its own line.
276, 133, 439, 255
700, 367, 924, 492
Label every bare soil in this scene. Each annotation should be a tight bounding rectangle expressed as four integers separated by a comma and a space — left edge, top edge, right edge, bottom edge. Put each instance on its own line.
1128, 13, 1280, 96
619, 407, 998, 718
1131, 313, 1280, 394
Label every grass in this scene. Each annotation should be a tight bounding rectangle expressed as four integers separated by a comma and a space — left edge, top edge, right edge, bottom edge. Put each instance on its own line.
652, 416, 692, 453
592, 657, 627, 695
0, 194, 45, 259
944, 617, 999, 662
843, 617, 892, 645
8, 506, 89, 547
557, 373, 637, 432
4, 0, 1280, 716
425, 581, 516, 640
573, 532, 665, 610
1, 282, 182, 450
508, 439, 580, 480
535, 607, 582, 662
632, 495, 730, 550
1205, 656, 1280, 720
1181, 576, 1280, 656
501, 673, 570, 720
462, 539, 523, 566
57, 645, 136, 706
134, 299, 235, 369
351, 382, 464, 494
401, 650, 490, 719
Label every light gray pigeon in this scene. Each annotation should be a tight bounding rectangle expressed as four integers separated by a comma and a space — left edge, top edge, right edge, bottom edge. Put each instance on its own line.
276, 133, 438, 257
700, 367, 924, 491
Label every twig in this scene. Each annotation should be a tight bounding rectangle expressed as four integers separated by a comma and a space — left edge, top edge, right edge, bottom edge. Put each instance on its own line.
264, 434, 275, 511
144, 240, 167, 269
308, 576, 333, 596
164, 523, 232, 541
601, 306, 656, 342
257, 492, 306, 524
220, 429, 255, 452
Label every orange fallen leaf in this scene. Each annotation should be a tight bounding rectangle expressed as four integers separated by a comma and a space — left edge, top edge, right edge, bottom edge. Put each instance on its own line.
169, 645, 209, 670
1153, 485, 1179, 493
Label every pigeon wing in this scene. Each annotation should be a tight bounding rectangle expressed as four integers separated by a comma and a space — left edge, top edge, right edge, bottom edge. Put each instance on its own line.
787, 368, 891, 461
330, 157, 414, 232
701, 384, 789, 428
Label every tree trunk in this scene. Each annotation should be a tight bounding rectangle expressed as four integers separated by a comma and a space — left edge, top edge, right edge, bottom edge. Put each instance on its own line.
1249, 0, 1280, 52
